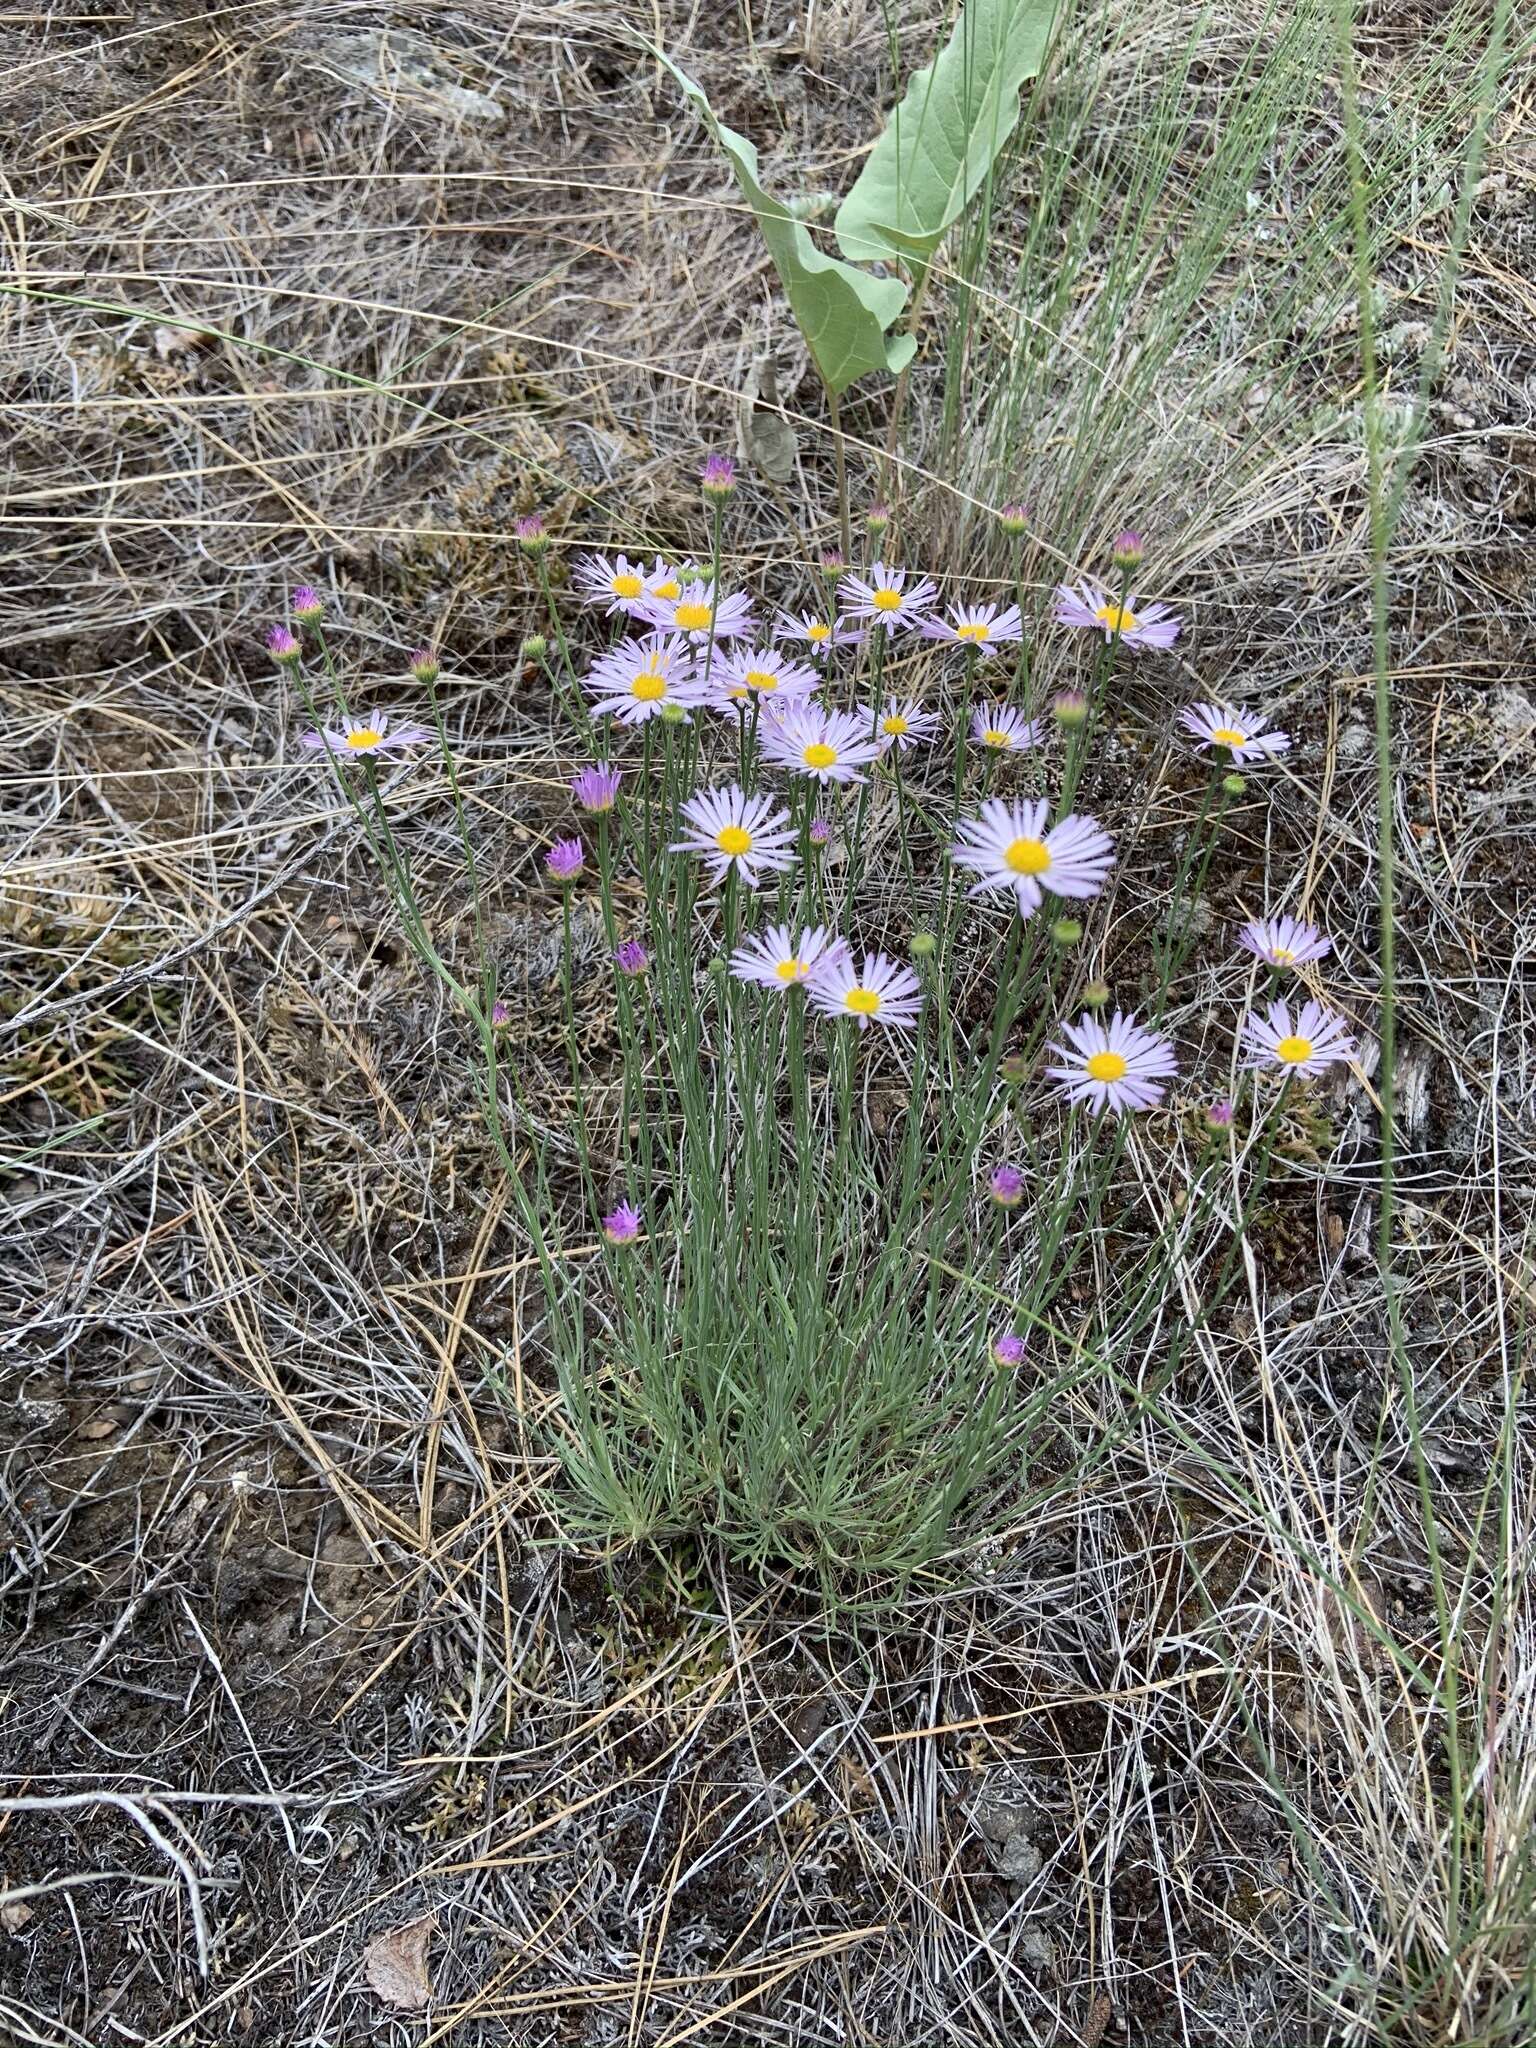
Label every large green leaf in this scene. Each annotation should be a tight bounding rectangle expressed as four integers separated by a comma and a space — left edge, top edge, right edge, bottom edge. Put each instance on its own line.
835, 0, 1060, 278
662, 56, 917, 397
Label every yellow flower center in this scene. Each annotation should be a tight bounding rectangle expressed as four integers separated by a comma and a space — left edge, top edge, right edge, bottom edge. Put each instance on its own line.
631, 670, 667, 702
1276, 1034, 1314, 1065
1271, 945, 1296, 964
1086, 1050, 1129, 1083
844, 987, 881, 1015
806, 621, 830, 642
803, 742, 838, 770
674, 601, 713, 632
1094, 603, 1140, 633
651, 578, 681, 601
981, 729, 1012, 748
882, 714, 909, 736
871, 587, 902, 612
345, 728, 383, 749
1004, 837, 1051, 876
774, 958, 804, 982
1211, 725, 1247, 747
956, 621, 991, 642
744, 670, 778, 692
611, 572, 643, 598
715, 824, 753, 856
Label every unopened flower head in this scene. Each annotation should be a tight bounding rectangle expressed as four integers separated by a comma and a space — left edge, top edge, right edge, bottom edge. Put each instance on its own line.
290, 585, 323, 622
1111, 529, 1145, 571
1236, 914, 1330, 969
1240, 998, 1357, 1078
613, 938, 650, 977
760, 702, 883, 787
521, 634, 547, 662
1180, 701, 1291, 762
876, 698, 941, 752
1052, 689, 1089, 729
409, 647, 441, 684
908, 930, 937, 959
1054, 578, 1181, 651
951, 797, 1114, 916
300, 712, 430, 756
573, 552, 656, 618
838, 562, 938, 633
922, 601, 1024, 655
819, 549, 847, 580
571, 761, 622, 812
991, 1332, 1027, 1368
808, 816, 833, 847
515, 512, 548, 555
806, 950, 923, 1034
989, 1164, 1025, 1209
639, 578, 755, 644
1081, 978, 1111, 1009
710, 645, 821, 710
970, 704, 1045, 753
729, 923, 846, 992
864, 501, 891, 535
1000, 1052, 1030, 1084
1046, 1011, 1178, 1115
490, 998, 512, 1028
603, 1200, 642, 1245
1051, 916, 1083, 947
545, 836, 585, 884
583, 633, 705, 726
266, 624, 301, 665
1206, 1097, 1235, 1129
670, 784, 796, 889
700, 451, 737, 499
998, 502, 1029, 537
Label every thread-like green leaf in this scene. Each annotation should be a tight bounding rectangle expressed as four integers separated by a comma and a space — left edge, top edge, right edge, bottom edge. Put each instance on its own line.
662, 56, 917, 397
835, 0, 1060, 277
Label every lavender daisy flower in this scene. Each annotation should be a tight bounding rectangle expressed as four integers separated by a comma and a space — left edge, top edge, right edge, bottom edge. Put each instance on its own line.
639, 579, 755, 645
300, 712, 430, 756
290, 585, 323, 621
572, 553, 655, 618
989, 1164, 1025, 1209
991, 1332, 1027, 1368
709, 645, 822, 710
671, 784, 797, 888
1046, 1011, 1178, 1114
603, 1200, 642, 1245
545, 837, 585, 884
876, 699, 941, 752
921, 601, 1024, 654
583, 634, 705, 726
572, 761, 623, 812
1054, 579, 1181, 651
952, 798, 1115, 918
971, 704, 1045, 754
1240, 998, 1357, 1078
774, 610, 864, 660
806, 951, 924, 1033
837, 562, 939, 633
1179, 701, 1291, 762
266, 625, 301, 664
613, 938, 650, 977
759, 703, 883, 787
1236, 914, 1331, 969
729, 923, 847, 991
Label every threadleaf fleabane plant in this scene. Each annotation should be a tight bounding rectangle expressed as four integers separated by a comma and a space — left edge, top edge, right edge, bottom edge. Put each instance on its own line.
275, 498, 1369, 1593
